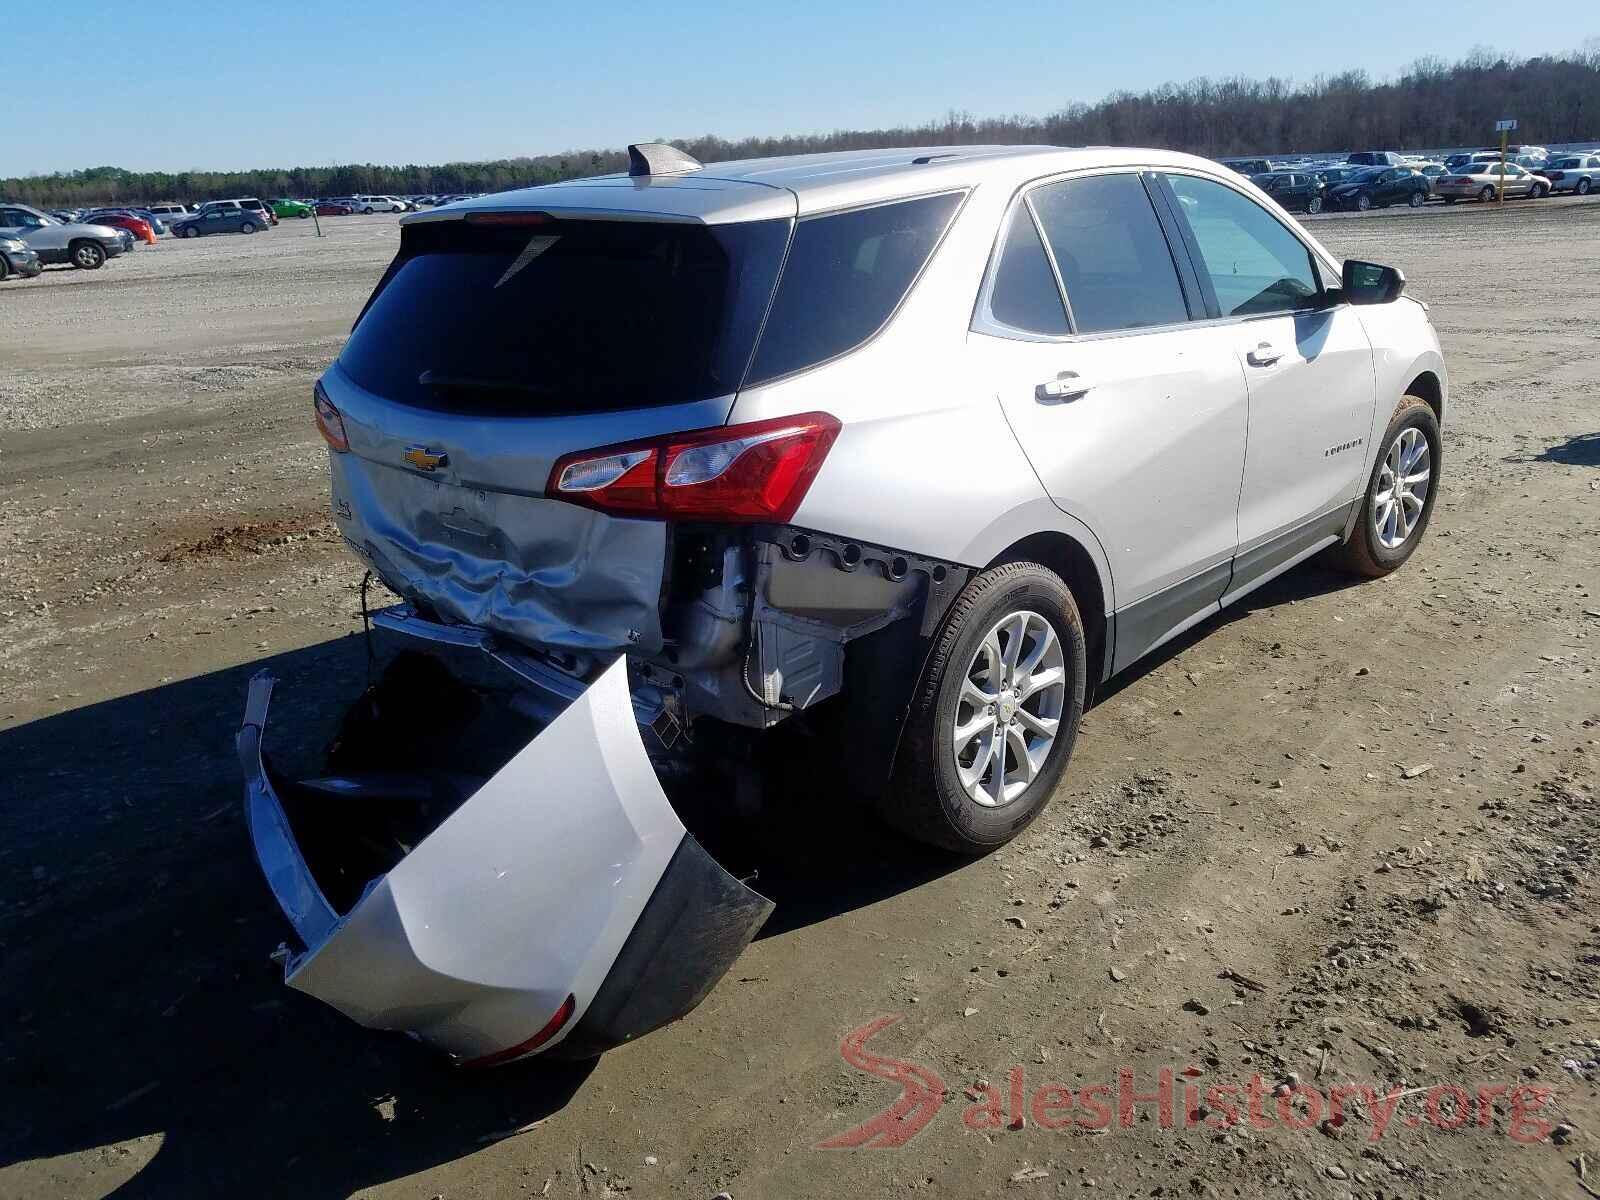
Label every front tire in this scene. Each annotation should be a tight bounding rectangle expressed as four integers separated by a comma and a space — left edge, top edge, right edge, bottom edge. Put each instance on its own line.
1327, 396, 1441, 578
1577, 178, 1592, 196
1306, 196, 1323, 214
1529, 183, 1546, 199
1408, 190, 1425, 207
884, 562, 1086, 854
1356, 193, 1372, 212
0, 255, 9, 282
70, 240, 105, 269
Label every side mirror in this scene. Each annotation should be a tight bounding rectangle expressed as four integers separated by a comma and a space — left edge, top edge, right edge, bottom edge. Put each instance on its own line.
1342, 259, 1405, 305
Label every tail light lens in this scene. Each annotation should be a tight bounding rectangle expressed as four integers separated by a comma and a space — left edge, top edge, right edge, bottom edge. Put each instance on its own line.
313, 381, 349, 452
549, 412, 840, 523
458, 994, 576, 1069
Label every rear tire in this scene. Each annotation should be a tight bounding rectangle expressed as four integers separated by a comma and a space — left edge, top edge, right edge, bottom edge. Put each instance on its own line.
239, 221, 256, 234
1444, 197, 1457, 204
0, 255, 10, 282
1578, 178, 1593, 196
883, 561, 1086, 854
1479, 186, 1495, 202
69, 240, 105, 269
1326, 396, 1441, 578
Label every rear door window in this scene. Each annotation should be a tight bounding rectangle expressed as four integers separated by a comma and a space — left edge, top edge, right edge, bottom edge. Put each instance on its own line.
1028, 173, 1191, 334
1163, 174, 1322, 317
745, 192, 963, 384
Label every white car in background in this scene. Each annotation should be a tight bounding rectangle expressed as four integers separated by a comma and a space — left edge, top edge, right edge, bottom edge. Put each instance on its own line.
1541, 153, 1600, 195
355, 195, 407, 214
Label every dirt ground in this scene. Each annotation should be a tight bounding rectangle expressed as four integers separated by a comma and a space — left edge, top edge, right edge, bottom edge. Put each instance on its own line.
2, 201, 1597, 1199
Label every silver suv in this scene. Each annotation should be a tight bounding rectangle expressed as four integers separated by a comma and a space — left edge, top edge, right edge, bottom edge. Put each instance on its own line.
245, 144, 1446, 1065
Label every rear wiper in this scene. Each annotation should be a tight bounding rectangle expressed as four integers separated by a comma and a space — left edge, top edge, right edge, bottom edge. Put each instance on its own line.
418, 370, 554, 396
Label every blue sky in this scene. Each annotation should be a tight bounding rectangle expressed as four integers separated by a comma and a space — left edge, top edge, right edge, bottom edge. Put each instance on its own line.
14, 1, 1596, 175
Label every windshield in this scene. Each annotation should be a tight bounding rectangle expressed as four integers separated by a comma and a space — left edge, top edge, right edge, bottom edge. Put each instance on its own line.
1347, 168, 1385, 183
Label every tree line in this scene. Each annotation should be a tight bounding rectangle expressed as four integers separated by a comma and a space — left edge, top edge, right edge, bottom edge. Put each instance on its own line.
6, 44, 1599, 208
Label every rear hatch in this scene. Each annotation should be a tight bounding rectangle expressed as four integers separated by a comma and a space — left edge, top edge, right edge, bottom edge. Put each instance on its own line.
323, 192, 795, 654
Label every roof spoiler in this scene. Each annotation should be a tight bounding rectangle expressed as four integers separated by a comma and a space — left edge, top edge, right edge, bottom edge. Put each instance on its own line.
627, 143, 702, 178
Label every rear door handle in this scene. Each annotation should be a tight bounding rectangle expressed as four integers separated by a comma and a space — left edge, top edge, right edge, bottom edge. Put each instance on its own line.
1035, 371, 1091, 402
1246, 342, 1282, 367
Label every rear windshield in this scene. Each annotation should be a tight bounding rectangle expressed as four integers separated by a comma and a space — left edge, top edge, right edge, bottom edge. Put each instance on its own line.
340, 217, 790, 415
340, 192, 963, 414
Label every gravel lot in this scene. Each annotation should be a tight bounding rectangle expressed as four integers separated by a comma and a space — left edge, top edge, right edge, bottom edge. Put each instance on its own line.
2, 202, 1597, 1198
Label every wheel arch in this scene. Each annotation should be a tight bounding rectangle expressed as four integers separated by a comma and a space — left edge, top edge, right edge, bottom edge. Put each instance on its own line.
985, 528, 1111, 688
1406, 368, 1444, 425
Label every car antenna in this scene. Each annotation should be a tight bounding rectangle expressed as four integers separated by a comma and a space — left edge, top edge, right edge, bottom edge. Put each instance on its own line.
627, 143, 702, 177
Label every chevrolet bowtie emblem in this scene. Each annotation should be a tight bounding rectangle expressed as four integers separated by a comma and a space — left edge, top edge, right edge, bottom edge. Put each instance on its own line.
403, 445, 448, 472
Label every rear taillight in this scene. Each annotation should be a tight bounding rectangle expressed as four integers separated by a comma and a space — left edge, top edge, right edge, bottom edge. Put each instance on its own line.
549, 412, 841, 523
313, 381, 349, 452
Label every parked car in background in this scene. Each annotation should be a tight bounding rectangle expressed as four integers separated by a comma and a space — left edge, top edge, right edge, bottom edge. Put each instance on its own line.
243, 197, 278, 226
1219, 157, 1280, 175
1541, 153, 1600, 195
171, 206, 269, 236
1413, 163, 1448, 193
1250, 170, 1326, 213
1324, 166, 1431, 211
351, 195, 405, 213
272, 198, 314, 219
145, 203, 190, 223
0, 202, 127, 268
0, 233, 42, 280
314, 199, 355, 216
81, 209, 161, 240
1315, 165, 1358, 188
202, 197, 277, 226
1346, 151, 1407, 167
1434, 162, 1547, 202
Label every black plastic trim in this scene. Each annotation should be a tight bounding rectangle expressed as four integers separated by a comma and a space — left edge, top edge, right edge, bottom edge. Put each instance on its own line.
554, 833, 774, 1058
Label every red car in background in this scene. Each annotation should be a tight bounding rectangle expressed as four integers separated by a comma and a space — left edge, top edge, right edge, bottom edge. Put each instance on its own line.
314, 200, 354, 216
81, 211, 156, 244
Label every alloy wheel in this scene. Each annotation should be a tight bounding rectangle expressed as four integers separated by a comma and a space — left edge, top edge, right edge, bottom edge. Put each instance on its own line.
952, 610, 1066, 807
1373, 427, 1431, 550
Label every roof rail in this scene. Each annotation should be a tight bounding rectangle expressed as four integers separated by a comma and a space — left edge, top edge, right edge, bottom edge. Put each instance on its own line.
627, 143, 702, 178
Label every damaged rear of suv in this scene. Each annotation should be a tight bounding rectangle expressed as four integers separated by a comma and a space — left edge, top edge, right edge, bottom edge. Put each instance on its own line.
246, 143, 1446, 1063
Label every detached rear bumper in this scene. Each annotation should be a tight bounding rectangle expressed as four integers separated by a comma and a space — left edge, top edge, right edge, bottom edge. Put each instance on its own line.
237, 657, 772, 1065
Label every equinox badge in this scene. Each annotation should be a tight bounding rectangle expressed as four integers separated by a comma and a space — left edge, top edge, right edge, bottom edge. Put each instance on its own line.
403, 445, 449, 472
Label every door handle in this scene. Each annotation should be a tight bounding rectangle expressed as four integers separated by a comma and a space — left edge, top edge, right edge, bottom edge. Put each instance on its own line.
1035, 371, 1090, 403
1246, 342, 1282, 367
